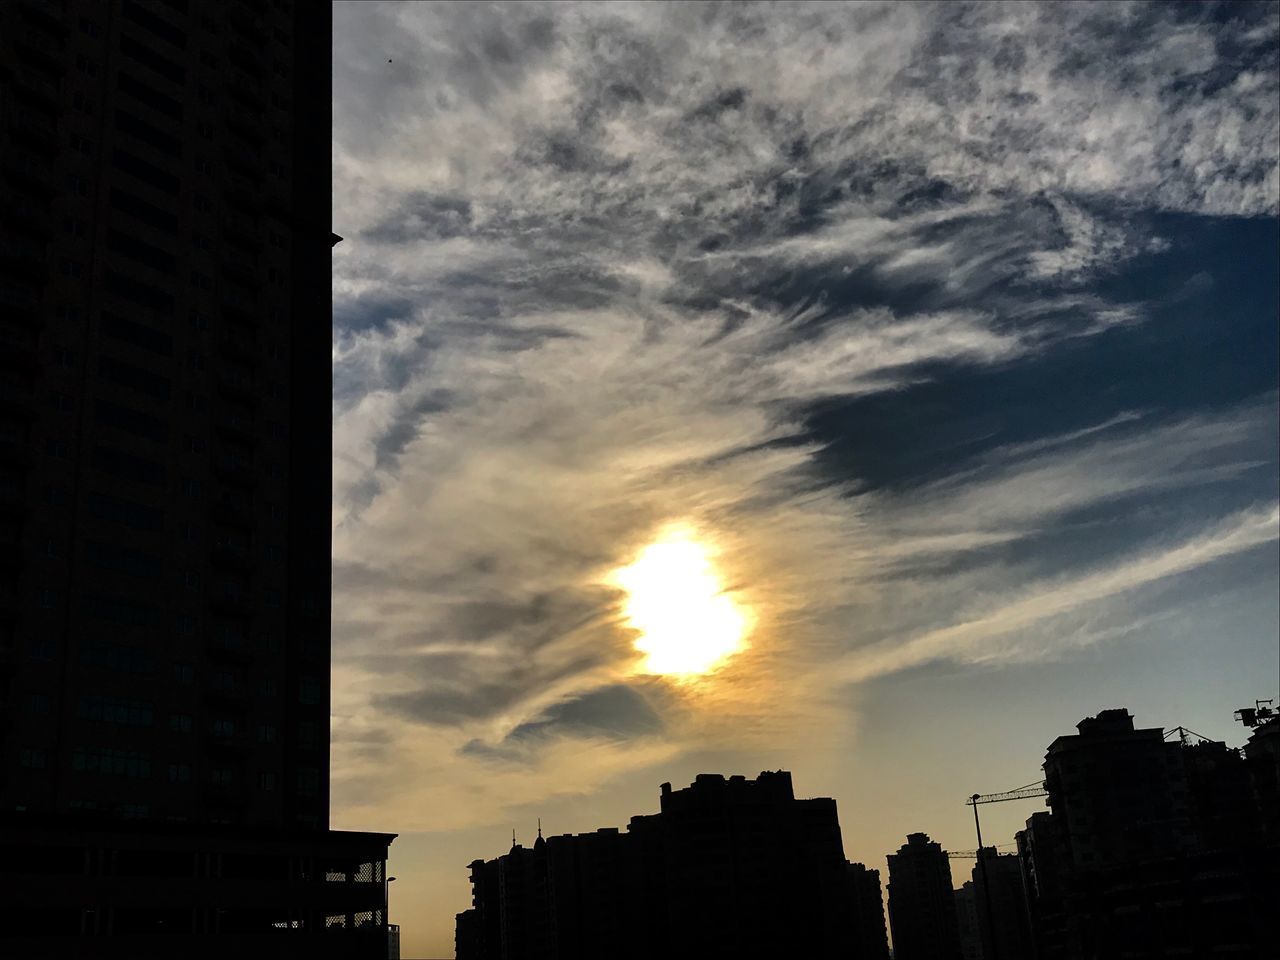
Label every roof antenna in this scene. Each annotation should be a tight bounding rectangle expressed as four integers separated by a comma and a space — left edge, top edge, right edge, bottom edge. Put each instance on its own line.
512, 828, 517, 846
537, 818, 542, 839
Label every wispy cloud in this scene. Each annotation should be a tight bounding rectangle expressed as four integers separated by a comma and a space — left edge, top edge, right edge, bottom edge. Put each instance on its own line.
330, 0, 1278, 831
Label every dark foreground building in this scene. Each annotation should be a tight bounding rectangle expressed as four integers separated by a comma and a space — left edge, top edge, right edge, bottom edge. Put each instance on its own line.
0, 1, 394, 955
456, 771, 889, 960
1016, 707, 1280, 959
970, 847, 1034, 960
886, 832, 962, 960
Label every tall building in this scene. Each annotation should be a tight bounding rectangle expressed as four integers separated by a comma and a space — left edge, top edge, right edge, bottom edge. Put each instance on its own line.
971, 848, 1034, 960
886, 832, 962, 960
0, 1, 394, 955
1042, 708, 1196, 869
953, 880, 981, 960
455, 771, 876, 960
1017, 708, 1280, 959
846, 861, 891, 960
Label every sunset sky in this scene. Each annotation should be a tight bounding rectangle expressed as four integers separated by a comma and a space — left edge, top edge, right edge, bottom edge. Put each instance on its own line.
329, 3, 1279, 955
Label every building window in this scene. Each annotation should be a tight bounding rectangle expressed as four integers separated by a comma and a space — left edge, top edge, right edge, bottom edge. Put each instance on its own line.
173, 663, 194, 685
298, 677, 322, 705
259, 677, 277, 697
78, 696, 153, 727
259, 772, 276, 792
170, 714, 193, 734
212, 718, 235, 738
258, 724, 278, 744
20, 748, 47, 770
211, 671, 236, 693
298, 721, 321, 750
168, 763, 191, 783
295, 768, 319, 797
209, 768, 234, 786
25, 693, 50, 715
71, 747, 152, 779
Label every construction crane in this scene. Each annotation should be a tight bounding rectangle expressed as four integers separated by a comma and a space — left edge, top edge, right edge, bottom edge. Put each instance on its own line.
1235, 700, 1276, 728
1162, 725, 1216, 745
947, 842, 1017, 859
964, 782, 1050, 960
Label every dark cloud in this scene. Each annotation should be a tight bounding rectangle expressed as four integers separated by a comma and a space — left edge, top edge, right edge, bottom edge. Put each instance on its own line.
459, 684, 665, 762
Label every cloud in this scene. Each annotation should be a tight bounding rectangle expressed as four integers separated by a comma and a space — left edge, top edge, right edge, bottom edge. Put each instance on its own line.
329, 1, 1278, 830
837, 504, 1279, 684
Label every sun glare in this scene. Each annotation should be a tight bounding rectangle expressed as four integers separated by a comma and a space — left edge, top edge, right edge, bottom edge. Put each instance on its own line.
612, 529, 750, 678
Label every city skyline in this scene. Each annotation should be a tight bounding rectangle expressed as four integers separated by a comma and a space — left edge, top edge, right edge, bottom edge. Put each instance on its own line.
449, 704, 1279, 959
329, 3, 1279, 956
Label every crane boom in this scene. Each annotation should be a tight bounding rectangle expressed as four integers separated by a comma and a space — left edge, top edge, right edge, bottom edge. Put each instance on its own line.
966, 782, 1048, 806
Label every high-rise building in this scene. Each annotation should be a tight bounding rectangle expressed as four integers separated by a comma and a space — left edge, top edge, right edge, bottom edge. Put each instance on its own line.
846, 861, 890, 960
1042, 708, 1195, 869
886, 832, 962, 960
455, 771, 873, 960
971, 848, 1034, 960
953, 880, 981, 960
1017, 708, 1280, 959
0, 1, 394, 955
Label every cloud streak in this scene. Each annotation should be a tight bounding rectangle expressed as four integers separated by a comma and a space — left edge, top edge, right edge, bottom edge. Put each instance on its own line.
330, 1, 1278, 833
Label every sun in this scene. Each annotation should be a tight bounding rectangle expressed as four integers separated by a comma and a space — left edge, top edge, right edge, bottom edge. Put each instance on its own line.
612, 528, 751, 678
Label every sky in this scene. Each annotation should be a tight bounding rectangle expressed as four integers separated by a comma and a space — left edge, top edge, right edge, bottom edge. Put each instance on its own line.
330, 3, 1279, 956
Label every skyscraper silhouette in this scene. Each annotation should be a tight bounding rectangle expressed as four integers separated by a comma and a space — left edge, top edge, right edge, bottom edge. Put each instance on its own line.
0, 2, 394, 955
1017, 707, 1280, 958
886, 832, 962, 960
456, 771, 887, 959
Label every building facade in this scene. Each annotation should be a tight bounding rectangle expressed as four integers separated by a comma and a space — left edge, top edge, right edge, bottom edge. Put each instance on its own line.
456, 771, 881, 960
971, 848, 1034, 960
1017, 708, 1280, 959
886, 832, 962, 960
953, 880, 981, 960
0, 0, 394, 955
846, 861, 890, 960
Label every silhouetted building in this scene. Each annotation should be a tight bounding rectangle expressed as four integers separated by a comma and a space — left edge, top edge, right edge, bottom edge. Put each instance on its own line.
886, 832, 962, 960
846, 861, 890, 960
1016, 708, 1280, 959
1238, 704, 1280, 841
1043, 709, 1196, 869
953, 880, 981, 960
971, 848, 1033, 960
0, 1, 394, 955
1015, 811, 1070, 960
455, 771, 874, 960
